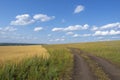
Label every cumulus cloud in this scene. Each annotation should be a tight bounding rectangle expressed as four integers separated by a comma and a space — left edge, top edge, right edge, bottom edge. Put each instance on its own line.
73, 34, 80, 37
74, 5, 84, 14
66, 32, 74, 35
93, 30, 120, 36
73, 33, 91, 37
82, 34, 91, 37
4, 27, 17, 31
49, 38, 65, 42
52, 24, 89, 32
10, 14, 34, 26
52, 28, 64, 31
91, 26, 98, 31
10, 13, 55, 26
0, 26, 17, 34
33, 14, 55, 22
91, 22, 120, 31
100, 22, 120, 29
34, 27, 43, 32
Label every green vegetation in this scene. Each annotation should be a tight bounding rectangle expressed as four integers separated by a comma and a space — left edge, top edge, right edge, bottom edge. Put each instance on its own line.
0, 45, 73, 80
44, 45, 73, 80
0, 40, 119, 80
67, 40, 120, 67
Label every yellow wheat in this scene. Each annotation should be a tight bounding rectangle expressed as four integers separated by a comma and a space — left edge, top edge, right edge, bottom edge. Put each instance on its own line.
0, 45, 49, 64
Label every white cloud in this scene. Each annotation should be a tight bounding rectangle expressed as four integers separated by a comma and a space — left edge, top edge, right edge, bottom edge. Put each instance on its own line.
91, 22, 120, 31
64, 24, 88, 31
4, 27, 17, 32
82, 34, 91, 37
52, 24, 89, 32
66, 32, 74, 35
100, 22, 120, 29
91, 26, 98, 31
74, 5, 84, 14
0, 26, 17, 34
109, 30, 120, 35
49, 38, 65, 42
94, 31, 109, 36
73, 34, 80, 37
94, 30, 120, 36
33, 14, 55, 22
72, 33, 91, 37
10, 14, 34, 26
52, 28, 64, 31
34, 27, 43, 32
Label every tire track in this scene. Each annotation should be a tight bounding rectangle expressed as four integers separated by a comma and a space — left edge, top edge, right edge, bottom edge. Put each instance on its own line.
70, 48, 94, 80
89, 55, 120, 80
70, 48, 120, 80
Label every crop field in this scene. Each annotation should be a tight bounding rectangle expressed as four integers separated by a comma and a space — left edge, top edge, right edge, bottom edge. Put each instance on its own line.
46, 40, 120, 80
0, 45, 73, 80
0, 45, 49, 63
0, 40, 120, 80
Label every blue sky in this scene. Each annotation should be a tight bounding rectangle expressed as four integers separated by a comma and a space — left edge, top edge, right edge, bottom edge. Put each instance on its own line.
0, 0, 120, 44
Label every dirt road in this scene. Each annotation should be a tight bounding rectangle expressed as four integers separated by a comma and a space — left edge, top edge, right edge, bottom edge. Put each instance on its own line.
89, 55, 120, 80
70, 48, 95, 80
70, 48, 120, 80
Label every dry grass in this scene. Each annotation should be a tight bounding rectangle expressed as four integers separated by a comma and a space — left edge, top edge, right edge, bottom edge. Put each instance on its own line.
0, 45, 49, 64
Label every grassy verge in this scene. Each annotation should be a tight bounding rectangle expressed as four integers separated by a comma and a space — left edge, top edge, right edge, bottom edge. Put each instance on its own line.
44, 45, 73, 80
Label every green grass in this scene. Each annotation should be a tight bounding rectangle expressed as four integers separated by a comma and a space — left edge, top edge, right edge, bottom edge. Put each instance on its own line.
0, 40, 119, 80
44, 45, 73, 80
66, 40, 120, 67
0, 45, 73, 80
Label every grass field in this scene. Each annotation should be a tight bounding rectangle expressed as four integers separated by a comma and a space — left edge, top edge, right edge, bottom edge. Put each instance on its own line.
0, 40, 120, 80
66, 40, 120, 67
0, 45, 73, 80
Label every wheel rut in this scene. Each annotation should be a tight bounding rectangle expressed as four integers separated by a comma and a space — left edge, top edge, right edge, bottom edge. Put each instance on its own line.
89, 55, 120, 80
70, 48, 94, 80
69, 48, 120, 80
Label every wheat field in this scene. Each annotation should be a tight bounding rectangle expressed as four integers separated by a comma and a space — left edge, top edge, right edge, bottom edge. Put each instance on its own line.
0, 45, 73, 80
0, 45, 49, 64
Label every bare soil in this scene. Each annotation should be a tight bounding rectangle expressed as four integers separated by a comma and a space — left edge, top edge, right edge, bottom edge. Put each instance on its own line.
69, 48, 120, 80
89, 55, 120, 80
70, 48, 94, 80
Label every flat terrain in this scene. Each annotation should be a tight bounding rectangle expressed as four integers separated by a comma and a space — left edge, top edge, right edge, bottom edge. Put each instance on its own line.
70, 48, 94, 80
70, 48, 120, 80
0, 45, 49, 63
89, 55, 120, 80
0, 40, 120, 80
0, 45, 73, 80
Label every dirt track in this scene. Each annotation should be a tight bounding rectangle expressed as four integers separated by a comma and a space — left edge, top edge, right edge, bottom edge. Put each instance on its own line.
70, 48, 94, 80
89, 55, 120, 80
70, 48, 120, 80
